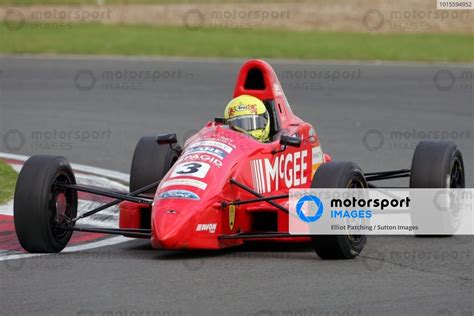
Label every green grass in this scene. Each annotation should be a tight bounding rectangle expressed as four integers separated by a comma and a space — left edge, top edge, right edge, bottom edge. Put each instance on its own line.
0, 161, 17, 205
1, 23, 472, 62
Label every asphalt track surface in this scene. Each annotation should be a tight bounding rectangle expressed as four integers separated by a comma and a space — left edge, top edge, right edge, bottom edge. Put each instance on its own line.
0, 56, 473, 316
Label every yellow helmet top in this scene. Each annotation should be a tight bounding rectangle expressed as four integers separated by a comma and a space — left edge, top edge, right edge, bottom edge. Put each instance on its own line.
224, 95, 270, 142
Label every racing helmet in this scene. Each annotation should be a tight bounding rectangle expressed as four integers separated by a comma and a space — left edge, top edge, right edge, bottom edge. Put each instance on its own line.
224, 95, 270, 142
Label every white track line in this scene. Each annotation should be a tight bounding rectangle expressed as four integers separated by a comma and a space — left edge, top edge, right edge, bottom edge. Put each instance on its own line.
0, 152, 134, 262
0, 236, 130, 262
0, 199, 13, 216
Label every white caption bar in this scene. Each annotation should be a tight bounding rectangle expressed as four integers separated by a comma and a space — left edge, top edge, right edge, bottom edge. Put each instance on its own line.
289, 189, 474, 235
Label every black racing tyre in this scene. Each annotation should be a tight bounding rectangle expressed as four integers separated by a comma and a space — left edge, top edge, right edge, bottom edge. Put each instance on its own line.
310, 161, 368, 260
130, 136, 180, 193
410, 141, 465, 236
410, 141, 464, 189
14, 155, 78, 253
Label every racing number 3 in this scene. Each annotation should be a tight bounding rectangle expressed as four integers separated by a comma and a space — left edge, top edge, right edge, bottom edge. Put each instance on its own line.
176, 163, 201, 174
170, 162, 211, 179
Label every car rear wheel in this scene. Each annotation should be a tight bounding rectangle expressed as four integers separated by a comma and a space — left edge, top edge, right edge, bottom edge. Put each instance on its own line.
410, 141, 464, 189
410, 140, 465, 236
130, 136, 180, 193
14, 155, 78, 253
310, 161, 368, 259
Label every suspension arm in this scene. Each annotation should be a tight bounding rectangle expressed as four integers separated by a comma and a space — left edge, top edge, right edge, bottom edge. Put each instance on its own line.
229, 178, 289, 214
365, 169, 411, 182
64, 180, 160, 223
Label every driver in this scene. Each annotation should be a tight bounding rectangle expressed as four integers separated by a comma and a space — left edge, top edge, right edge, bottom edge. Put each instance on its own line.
224, 94, 270, 142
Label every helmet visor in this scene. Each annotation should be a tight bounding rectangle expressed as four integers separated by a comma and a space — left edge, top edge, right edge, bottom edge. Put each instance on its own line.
227, 114, 268, 132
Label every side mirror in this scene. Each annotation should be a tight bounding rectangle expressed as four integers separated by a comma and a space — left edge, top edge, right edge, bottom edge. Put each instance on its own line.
156, 133, 177, 145
280, 135, 302, 148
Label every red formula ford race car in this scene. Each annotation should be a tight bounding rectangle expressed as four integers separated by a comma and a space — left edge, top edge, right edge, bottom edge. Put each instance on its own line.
14, 60, 465, 259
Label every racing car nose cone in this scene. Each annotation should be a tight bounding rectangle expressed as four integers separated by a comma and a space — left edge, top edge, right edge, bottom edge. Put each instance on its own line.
151, 211, 191, 250
151, 231, 180, 249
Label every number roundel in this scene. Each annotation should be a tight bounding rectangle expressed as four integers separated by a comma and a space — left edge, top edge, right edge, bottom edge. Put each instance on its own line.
170, 162, 211, 179
176, 163, 201, 175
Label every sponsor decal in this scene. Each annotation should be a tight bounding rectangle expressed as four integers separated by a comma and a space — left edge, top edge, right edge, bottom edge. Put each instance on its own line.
196, 223, 217, 233
180, 154, 223, 168
273, 83, 283, 97
250, 150, 309, 193
229, 103, 258, 116
209, 136, 237, 149
309, 128, 317, 143
312, 146, 323, 164
311, 146, 323, 178
158, 190, 200, 200
186, 146, 227, 159
229, 205, 236, 230
170, 162, 211, 179
190, 140, 233, 153
161, 178, 208, 190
